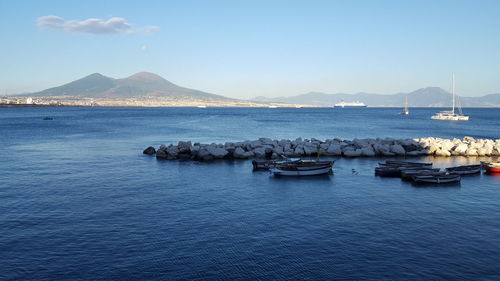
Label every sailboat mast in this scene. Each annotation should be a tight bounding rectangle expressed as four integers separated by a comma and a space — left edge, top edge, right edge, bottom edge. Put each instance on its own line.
452, 73, 455, 114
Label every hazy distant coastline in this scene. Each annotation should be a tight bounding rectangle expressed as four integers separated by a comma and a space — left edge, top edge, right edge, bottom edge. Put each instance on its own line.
5, 71, 500, 107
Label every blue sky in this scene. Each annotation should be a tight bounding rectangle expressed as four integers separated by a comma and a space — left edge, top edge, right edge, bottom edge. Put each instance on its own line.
1, 0, 499, 98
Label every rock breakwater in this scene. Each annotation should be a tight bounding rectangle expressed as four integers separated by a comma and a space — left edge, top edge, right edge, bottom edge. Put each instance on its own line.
144, 137, 500, 161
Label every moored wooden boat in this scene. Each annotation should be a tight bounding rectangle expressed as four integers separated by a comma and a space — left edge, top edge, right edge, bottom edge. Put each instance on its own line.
252, 159, 333, 170
379, 161, 433, 168
480, 161, 500, 174
445, 164, 481, 175
400, 169, 443, 180
375, 167, 402, 177
484, 165, 500, 174
271, 165, 332, 176
412, 174, 461, 184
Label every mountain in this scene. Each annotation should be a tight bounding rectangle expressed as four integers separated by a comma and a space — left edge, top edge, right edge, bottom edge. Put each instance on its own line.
251, 87, 500, 107
25, 72, 233, 101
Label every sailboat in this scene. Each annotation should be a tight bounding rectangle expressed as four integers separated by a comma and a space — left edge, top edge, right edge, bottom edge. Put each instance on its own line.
401, 95, 409, 115
431, 74, 469, 121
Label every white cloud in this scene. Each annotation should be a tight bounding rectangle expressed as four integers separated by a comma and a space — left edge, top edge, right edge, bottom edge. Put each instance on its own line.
140, 45, 147, 52
36, 15, 159, 34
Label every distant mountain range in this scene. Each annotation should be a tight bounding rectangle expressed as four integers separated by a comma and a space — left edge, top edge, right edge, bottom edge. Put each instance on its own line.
16, 73, 500, 107
251, 87, 500, 107
21, 72, 234, 101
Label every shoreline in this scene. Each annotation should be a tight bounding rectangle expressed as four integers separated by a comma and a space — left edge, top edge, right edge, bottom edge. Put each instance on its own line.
144, 137, 500, 161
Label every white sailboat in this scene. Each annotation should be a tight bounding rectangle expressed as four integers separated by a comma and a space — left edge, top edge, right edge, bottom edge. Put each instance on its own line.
401, 95, 409, 115
431, 74, 469, 121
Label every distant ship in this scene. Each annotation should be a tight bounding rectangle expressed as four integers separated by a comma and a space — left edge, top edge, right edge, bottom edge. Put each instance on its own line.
334, 101, 367, 108
401, 95, 409, 115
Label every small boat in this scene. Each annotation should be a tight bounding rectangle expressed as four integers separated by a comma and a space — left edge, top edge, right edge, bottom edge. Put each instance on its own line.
271, 165, 332, 176
401, 95, 409, 115
482, 162, 500, 174
480, 161, 500, 167
431, 74, 469, 121
445, 164, 481, 175
400, 169, 443, 180
375, 167, 403, 177
43, 117, 53, 120
485, 166, 500, 174
379, 161, 433, 168
252, 159, 333, 171
196, 105, 207, 108
412, 174, 461, 184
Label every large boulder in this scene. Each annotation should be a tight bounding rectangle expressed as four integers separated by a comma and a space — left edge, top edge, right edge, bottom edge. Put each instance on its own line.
303, 144, 318, 155
327, 144, 342, 155
166, 145, 180, 159
453, 143, 468, 155
206, 146, 229, 159
476, 148, 487, 156
177, 141, 192, 153
360, 147, 376, 157
294, 146, 305, 156
233, 147, 247, 159
253, 147, 267, 158
390, 144, 406, 155
435, 149, 451, 157
143, 146, 156, 155
465, 148, 478, 156
197, 148, 214, 161
155, 149, 167, 159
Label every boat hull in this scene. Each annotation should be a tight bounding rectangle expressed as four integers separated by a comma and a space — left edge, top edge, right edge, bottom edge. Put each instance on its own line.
271, 166, 332, 176
485, 166, 500, 174
413, 175, 461, 184
253, 160, 333, 171
445, 166, 481, 175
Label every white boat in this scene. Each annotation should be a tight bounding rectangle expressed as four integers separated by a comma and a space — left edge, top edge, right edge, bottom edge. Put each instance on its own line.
268, 105, 278, 108
401, 95, 409, 115
334, 101, 367, 108
431, 74, 469, 121
197, 105, 207, 108
271, 165, 332, 176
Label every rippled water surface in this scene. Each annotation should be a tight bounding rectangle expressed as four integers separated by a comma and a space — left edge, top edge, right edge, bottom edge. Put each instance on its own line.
1, 107, 500, 280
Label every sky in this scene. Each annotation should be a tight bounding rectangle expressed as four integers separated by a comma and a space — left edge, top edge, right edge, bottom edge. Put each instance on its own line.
0, 0, 499, 98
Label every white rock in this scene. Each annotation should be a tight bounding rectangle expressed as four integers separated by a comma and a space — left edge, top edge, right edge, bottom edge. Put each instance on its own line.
477, 148, 487, 156
435, 149, 451, 157
453, 143, 468, 154
465, 148, 478, 156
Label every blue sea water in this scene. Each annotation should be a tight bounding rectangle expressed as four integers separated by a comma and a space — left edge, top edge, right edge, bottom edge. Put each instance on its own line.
1, 107, 500, 280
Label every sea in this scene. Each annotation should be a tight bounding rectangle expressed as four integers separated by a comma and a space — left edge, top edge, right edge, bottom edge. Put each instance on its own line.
1, 107, 500, 280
